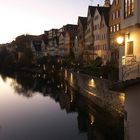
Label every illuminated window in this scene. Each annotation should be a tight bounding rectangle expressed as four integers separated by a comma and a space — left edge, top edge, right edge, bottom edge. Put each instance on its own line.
113, 25, 116, 32
124, 0, 134, 18
127, 41, 133, 55
116, 24, 120, 31
110, 26, 113, 33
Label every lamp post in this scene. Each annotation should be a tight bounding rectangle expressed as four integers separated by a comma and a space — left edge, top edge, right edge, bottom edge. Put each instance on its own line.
116, 35, 125, 81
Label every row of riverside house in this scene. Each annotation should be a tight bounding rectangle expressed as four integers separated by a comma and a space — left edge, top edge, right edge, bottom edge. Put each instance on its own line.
73, 0, 140, 81
13, 0, 140, 81
30, 1, 112, 69
30, 24, 78, 58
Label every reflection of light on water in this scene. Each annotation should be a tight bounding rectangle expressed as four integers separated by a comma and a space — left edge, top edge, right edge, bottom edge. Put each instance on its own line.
57, 59, 60, 63
89, 113, 95, 125
43, 65, 45, 70
70, 73, 74, 84
70, 92, 73, 103
85, 89, 97, 97
0, 76, 21, 99
65, 85, 68, 93
119, 93, 125, 105
88, 78, 96, 87
43, 74, 46, 79
64, 69, 67, 78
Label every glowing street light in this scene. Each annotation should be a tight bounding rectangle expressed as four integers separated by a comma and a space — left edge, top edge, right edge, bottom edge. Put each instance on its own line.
116, 36, 124, 45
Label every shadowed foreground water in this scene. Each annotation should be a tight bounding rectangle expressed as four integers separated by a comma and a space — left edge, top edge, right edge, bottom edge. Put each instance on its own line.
0, 72, 123, 140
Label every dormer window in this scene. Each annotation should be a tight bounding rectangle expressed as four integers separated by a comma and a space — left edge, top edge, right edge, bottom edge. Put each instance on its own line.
124, 0, 134, 18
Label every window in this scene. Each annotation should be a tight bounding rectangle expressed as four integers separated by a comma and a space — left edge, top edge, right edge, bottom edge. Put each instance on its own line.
118, 10, 120, 17
124, 0, 134, 18
127, 41, 133, 55
116, 10, 120, 18
110, 26, 113, 33
113, 25, 116, 32
116, 24, 120, 31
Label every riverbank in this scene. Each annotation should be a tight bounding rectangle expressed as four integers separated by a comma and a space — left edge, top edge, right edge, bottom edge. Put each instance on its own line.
0, 66, 125, 118
64, 69, 124, 118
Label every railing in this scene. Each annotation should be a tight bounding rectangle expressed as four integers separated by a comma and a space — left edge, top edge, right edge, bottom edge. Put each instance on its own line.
122, 62, 140, 81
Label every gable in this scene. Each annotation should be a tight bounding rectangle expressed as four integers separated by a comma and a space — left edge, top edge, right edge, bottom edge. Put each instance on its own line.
87, 9, 92, 21
101, 15, 107, 27
94, 8, 101, 20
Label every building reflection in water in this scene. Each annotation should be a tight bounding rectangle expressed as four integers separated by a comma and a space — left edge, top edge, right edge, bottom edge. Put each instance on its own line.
64, 69, 67, 78
0, 71, 124, 140
70, 72, 74, 85
119, 93, 125, 106
88, 78, 96, 88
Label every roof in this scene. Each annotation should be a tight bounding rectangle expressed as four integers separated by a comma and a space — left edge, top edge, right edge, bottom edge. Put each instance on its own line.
63, 24, 78, 31
97, 7, 110, 26
78, 16, 87, 29
65, 30, 77, 38
88, 6, 96, 17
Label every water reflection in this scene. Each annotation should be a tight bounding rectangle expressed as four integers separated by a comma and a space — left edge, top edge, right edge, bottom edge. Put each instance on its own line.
0, 71, 123, 140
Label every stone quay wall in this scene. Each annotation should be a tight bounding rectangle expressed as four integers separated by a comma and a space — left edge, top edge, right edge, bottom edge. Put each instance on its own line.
64, 69, 124, 117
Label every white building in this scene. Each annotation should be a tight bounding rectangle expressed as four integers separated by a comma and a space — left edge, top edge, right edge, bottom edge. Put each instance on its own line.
93, 7, 110, 65
119, 0, 140, 81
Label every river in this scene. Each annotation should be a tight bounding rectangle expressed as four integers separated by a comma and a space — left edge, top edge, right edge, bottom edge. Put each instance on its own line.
0, 72, 123, 140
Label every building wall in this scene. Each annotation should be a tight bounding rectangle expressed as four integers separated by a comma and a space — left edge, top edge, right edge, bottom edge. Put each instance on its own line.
93, 9, 102, 59
64, 69, 124, 117
121, 0, 137, 29
59, 33, 65, 56
109, 0, 121, 68
93, 9, 110, 65
77, 20, 85, 58
124, 26, 140, 62
119, 0, 140, 80
84, 10, 94, 62
64, 32, 70, 56
73, 36, 78, 59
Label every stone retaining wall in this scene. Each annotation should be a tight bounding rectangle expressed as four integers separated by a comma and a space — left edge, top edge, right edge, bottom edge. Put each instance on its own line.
64, 69, 124, 117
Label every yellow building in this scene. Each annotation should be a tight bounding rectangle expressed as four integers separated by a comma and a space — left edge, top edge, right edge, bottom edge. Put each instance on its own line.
119, 0, 140, 81
109, 0, 121, 68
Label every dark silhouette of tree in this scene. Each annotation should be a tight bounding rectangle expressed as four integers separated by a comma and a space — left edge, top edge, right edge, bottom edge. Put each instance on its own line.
0, 47, 16, 70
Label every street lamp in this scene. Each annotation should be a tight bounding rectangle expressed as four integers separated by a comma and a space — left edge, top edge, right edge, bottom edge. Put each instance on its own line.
116, 36, 124, 45
116, 35, 125, 81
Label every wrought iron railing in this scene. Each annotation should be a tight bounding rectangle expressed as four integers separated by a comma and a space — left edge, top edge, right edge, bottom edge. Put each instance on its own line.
122, 61, 140, 81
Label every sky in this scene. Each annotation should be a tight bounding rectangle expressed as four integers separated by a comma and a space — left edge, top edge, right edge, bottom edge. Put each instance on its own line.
0, 0, 112, 43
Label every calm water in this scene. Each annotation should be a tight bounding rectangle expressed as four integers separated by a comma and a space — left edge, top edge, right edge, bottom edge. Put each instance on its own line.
0, 72, 123, 140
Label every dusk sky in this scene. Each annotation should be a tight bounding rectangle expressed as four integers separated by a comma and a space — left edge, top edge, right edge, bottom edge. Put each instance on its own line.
0, 0, 112, 43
